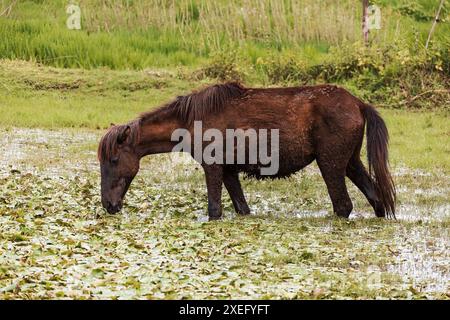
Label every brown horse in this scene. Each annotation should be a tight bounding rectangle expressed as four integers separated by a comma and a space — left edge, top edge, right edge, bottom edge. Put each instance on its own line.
98, 82, 395, 220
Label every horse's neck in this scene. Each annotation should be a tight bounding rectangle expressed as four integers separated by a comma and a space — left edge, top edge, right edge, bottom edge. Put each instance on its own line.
136, 109, 183, 157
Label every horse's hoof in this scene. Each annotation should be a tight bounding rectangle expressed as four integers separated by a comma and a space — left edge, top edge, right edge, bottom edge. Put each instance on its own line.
208, 216, 222, 221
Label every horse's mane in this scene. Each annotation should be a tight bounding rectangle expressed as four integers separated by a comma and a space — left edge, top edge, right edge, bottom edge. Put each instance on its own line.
97, 121, 140, 162
140, 81, 247, 124
98, 82, 246, 162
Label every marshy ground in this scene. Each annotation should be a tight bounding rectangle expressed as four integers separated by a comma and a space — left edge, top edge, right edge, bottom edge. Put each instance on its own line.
0, 0, 449, 300
0, 125, 448, 299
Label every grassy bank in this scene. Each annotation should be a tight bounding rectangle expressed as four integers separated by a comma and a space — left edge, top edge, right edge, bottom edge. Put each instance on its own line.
0, 59, 192, 128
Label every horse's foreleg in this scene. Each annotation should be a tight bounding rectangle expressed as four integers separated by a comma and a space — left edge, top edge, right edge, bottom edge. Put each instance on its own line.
202, 164, 224, 220
223, 169, 250, 216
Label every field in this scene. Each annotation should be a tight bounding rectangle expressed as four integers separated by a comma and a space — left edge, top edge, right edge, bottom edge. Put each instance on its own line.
0, 0, 449, 299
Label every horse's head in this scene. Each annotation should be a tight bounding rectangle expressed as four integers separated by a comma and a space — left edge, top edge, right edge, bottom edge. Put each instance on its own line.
98, 123, 140, 214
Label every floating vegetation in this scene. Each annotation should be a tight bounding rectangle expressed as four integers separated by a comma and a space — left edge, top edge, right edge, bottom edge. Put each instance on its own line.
0, 128, 448, 299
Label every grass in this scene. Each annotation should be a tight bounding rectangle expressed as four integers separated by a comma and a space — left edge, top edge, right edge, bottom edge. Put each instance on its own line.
0, 0, 448, 69
0, 59, 195, 128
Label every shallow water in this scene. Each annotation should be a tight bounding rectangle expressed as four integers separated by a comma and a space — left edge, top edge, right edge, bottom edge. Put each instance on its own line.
387, 228, 449, 294
1, 127, 448, 225
1, 127, 449, 299
0, 128, 99, 178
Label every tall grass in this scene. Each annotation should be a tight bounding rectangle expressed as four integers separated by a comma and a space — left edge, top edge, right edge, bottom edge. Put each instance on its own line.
0, 0, 448, 69
82, 0, 362, 45
0, 19, 203, 68
80, 0, 444, 46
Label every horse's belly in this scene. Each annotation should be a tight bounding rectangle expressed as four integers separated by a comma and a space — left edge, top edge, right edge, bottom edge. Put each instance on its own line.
273, 153, 315, 178
228, 131, 315, 178
238, 150, 315, 179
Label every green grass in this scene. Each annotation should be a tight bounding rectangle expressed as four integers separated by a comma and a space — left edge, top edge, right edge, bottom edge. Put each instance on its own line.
1, 1, 448, 111
0, 59, 196, 128
0, 0, 448, 69
384, 109, 450, 171
0, 59, 448, 171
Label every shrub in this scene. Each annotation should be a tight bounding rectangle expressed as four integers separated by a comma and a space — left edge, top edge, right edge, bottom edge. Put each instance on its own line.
256, 54, 309, 84
194, 50, 246, 81
249, 42, 449, 109
395, 1, 433, 21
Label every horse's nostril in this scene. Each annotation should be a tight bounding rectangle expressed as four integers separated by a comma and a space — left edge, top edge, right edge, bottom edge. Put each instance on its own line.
105, 201, 122, 214
105, 201, 114, 212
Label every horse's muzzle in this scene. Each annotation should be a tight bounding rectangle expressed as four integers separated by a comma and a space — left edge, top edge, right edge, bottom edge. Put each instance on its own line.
105, 201, 122, 214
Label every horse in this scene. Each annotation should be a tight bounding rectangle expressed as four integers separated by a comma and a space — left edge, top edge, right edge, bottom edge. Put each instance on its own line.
98, 82, 395, 220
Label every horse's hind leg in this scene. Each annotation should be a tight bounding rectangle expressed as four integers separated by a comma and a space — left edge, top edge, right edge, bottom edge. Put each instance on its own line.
223, 169, 250, 215
316, 155, 353, 218
346, 157, 385, 217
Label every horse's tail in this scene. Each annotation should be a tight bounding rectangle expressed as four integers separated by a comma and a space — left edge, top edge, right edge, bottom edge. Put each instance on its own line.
361, 103, 396, 219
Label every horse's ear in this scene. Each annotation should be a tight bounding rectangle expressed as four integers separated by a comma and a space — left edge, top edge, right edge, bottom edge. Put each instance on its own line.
117, 125, 131, 144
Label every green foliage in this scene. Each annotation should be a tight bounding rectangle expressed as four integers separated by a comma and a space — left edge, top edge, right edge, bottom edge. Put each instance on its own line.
195, 50, 246, 81
256, 54, 308, 84
395, 0, 434, 21
175, 0, 200, 23
0, 0, 448, 109
0, 18, 204, 69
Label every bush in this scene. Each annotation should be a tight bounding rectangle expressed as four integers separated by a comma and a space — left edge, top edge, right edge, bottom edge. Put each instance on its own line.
190, 41, 449, 109
194, 50, 246, 81
257, 42, 449, 109
396, 1, 433, 21
256, 54, 309, 84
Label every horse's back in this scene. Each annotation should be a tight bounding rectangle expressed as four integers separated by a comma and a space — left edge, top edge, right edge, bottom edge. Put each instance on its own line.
225, 84, 364, 137
203, 84, 366, 178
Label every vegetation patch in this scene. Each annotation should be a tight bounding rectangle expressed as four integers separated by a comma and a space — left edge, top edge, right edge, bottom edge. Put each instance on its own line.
0, 127, 448, 299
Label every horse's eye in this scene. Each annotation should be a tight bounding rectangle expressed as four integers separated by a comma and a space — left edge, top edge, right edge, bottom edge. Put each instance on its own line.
111, 157, 119, 165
